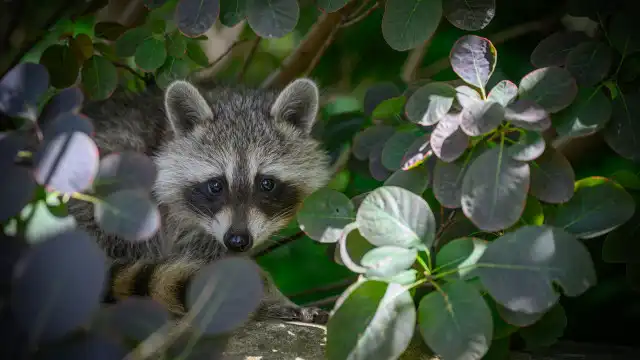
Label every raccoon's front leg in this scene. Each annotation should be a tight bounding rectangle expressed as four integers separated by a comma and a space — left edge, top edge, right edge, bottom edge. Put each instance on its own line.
254, 268, 330, 325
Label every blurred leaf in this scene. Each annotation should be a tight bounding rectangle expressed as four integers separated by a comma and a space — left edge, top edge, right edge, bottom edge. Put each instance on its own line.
610, 169, 640, 190
94, 21, 128, 40
603, 90, 640, 162
418, 280, 493, 360
326, 280, 416, 359
530, 147, 575, 204
609, 13, 640, 55
220, 0, 247, 27
430, 113, 469, 162
317, 0, 349, 12
135, 37, 167, 72
372, 96, 406, 119
186, 41, 210, 67
519, 304, 567, 350
547, 176, 635, 239
0, 62, 50, 118
352, 125, 395, 161
92, 298, 170, 342
518, 66, 578, 113
22, 200, 77, 245
0, 133, 37, 222
382, 0, 443, 51
476, 225, 596, 314
455, 85, 482, 108
602, 204, 640, 263
487, 80, 517, 107
530, 31, 590, 68
69, 34, 94, 61
94, 189, 161, 242
32, 332, 127, 359
115, 27, 153, 58
94, 151, 158, 195
297, 187, 355, 243
176, 0, 220, 37
450, 34, 497, 90
554, 86, 612, 142
565, 41, 612, 87
246, 0, 299, 38
81, 55, 118, 100
443, 0, 495, 31
40, 44, 80, 89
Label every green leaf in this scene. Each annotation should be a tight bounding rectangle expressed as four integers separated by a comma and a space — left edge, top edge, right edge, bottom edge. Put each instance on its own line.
81, 55, 118, 100
430, 113, 469, 162
369, 141, 394, 181
361, 246, 417, 278
175, 0, 220, 37
553, 86, 612, 143
115, 27, 153, 58
297, 187, 355, 243
518, 66, 578, 114
450, 34, 497, 90
459, 100, 505, 136
405, 82, 456, 126
610, 169, 640, 190
39, 44, 80, 89
317, 0, 349, 12
186, 41, 210, 67
135, 37, 167, 72
529, 147, 575, 204
156, 57, 191, 89
603, 90, 640, 162
530, 31, 590, 68
495, 302, 545, 327
461, 146, 530, 232
418, 280, 493, 360
507, 130, 546, 162
364, 82, 401, 116
487, 80, 517, 107
351, 125, 395, 160
21, 200, 77, 244
565, 41, 613, 87
381, 128, 423, 171
432, 154, 476, 208
166, 31, 187, 58
609, 13, 640, 56
381, 0, 443, 51
220, 0, 247, 27
69, 34, 94, 62
95, 21, 128, 41
547, 176, 635, 239
334, 229, 376, 266
246, 0, 299, 38
356, 186, 436, 250
372, 95, 406, 119
435, 237, 487, 281
602, 209, 640, 264
149, 18, 166, 34
443, 0, 495, 31
519, 304, 567, 350
476, 225, 596, 314
400, 133, 433, 171
326, 280, 416, 360
483, 296, 519, 339
517, 196, 544, 227
384, 162, 431, 195
503, 99, 551, 132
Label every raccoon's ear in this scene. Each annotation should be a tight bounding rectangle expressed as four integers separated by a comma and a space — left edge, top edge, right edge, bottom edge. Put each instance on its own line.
270, 78, 319, 134
164, 80, 213, 135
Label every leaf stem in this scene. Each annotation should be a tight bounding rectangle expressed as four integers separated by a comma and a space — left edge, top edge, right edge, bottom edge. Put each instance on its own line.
70, 192, 101, 204
416, 253, 430, 274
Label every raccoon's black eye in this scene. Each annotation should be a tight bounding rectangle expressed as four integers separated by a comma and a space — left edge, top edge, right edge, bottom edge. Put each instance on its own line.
259, 178, 276, 192
207, 179, 224, 194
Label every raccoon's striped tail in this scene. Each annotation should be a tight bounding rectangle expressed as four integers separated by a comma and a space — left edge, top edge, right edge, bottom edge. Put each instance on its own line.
102, 258, 206, 315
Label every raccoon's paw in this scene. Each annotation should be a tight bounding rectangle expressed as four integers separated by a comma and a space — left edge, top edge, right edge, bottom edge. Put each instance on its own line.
255, 303, 330, 325
297, 306, 330, 325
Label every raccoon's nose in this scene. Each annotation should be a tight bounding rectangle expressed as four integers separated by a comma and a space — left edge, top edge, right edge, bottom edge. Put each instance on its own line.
223, 231, 253, 252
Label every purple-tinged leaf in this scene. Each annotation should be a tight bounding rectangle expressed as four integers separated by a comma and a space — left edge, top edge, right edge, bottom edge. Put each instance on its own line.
530, 31, 590, 68
507, 130, 545, 162
430, 113, 469, 162
381, 129, 423, 171
94, 189, 161, 242
352, 125, 395, 161
246, 0, 299, 38
518, 66, 578, 114
553, 87, 612, 144
530, 147, 575, 204
565, 41, 612, 87
42, 113, 94, 140
0, 63, 49, 118
94, 151, 158, 196
39, 87, 84, 126
400, 133, 432, 170
459, 100, 504, 136
504, 99, 551, 131
405, 82, 456, 126
0, 132, 36, 222
369, 140, 393, 181
487, 80, 518, 107
443, 0, 496, 31
455, 85, 482, 108
450, 34, 497, 90
363, 83, 401, 116
176, 0, 220, 37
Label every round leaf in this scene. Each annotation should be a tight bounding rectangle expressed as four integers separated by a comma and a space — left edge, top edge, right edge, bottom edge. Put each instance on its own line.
435, 237, 488, 281
495, 302, 545, 327
519, 304, 567, 350
518, 66, 578, 113
0, 132, 37, 222
432, 155, 475, 208
135, 37, 167, 72
459, 100, 505, 136
33, 131, 100, 194
381, 0, 443, 51
33, 333, 127, 360
529, 148, 575, 204
115, 27, 153, 58
384, 162, 431, 195
352, 125, 395, 161
186, 256, 263, 335
94, 21, 128, 41
507, 130, 546, 162
430, 113, 469, 162
418, 280, 493, 360
530, 31, 590, 68
41, 112, 95, 140
364, 82, 400, 116
94, 189, 161, 242
40, 44, 80, 89
547, 177, 636, 239
220, 0, 247, 27
443, 0, 496, 31
39, 87, 84, 126
553, 86, 612, 142
369, 140, 394, 181
455, 85, 482, 108
81, 55, 118, 100
405, 82, 456, 126
186, 41, 210, 67
450, 34, 497, 89
603, 90, 640, 161
92, 298, 170, 342
503, 99, 551, 131
381, 129, 423, 171
326, 280, 416, 360
0, 62, 49, 118
357, 186, 436, 249
176, 0, 220, 37
11, 230, 107, 343
167, 31, 187, 58
70, 34, 94, 61
476, 225, 596, 314
372, 96, 406, 119
400, 133, 433, 170
565, 41, 612, 87
461, 146, 530, 232
246, 0, 299, 38
297, 187, 355, 243
156, 57, 191, 89
94, 151, 158, 195
361, 246, 417, 278
487, 80, 517, 107
317, 0, 349, 12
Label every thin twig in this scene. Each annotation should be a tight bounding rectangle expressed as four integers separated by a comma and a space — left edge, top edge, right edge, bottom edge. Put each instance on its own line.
112, 61, 146, 81
303, 23, 340, 76
401, 38, 431, 83
237, 36, 261, 82
302, 294, 341, 308
287, 276, 358, 298
200, 39, 250, 71
253, 231, 306, 258
340, 1, 379, 28
417, 14, 561, 79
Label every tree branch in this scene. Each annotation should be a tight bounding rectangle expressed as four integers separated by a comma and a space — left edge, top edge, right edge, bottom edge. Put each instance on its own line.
237, 36, 261, 82
260, 0, 362, 88
401, 39, 431, 83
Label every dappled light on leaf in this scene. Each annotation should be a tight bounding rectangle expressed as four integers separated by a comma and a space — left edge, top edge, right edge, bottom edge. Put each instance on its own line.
450, 35, 497, 90
518, 66, 577, 113
530, 31, 590, 68
487, 80, 517, 107
507, 130, 545, 162
459, 100, 504, 136
297, 187, 355, 243
176, 0, 220, 37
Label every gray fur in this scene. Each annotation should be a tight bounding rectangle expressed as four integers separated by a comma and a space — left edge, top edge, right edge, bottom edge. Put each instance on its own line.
68, 78, 332, 323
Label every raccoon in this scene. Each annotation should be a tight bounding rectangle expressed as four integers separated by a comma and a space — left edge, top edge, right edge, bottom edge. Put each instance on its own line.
67, 77, 332, 324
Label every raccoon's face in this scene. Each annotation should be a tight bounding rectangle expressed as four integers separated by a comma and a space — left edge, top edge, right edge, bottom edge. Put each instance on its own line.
153, 79, 331, 254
